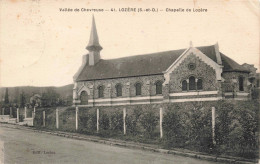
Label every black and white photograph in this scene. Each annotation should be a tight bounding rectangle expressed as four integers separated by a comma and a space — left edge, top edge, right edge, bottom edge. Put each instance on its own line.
0, 0, 259, 163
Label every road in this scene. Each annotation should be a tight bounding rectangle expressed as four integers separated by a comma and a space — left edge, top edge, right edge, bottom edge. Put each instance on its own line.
0, 126, 219, 164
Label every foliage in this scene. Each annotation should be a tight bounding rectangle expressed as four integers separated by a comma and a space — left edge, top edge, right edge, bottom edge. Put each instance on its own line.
110, 110, 123, 131
99, 112, 110, 130
163, 105, 186, 147
19, 91, 26, 108
187, 102, 212, 152
4, 88, 9, 105
32, 101, 259, 160
215, 100, 259, 158
251, 88, 259, 100
140, 109, 158, 138
41, 89, 60, 107
126, 107, 142, 135
87, 111, 97, 132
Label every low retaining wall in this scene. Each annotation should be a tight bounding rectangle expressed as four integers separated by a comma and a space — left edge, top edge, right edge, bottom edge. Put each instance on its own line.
19, 118, 33, 126
0, 115, 33, 126
0, 115, 10, 123
8, 118, 17, 124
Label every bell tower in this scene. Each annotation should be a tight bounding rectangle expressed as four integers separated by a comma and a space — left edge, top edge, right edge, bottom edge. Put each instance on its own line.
86, 15, 102, 65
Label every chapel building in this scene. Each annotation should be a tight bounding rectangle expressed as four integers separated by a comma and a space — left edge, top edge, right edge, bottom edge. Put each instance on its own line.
72, 16, 255, 107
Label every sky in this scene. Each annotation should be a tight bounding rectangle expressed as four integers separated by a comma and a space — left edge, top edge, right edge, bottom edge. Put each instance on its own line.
0, 0, 259, 87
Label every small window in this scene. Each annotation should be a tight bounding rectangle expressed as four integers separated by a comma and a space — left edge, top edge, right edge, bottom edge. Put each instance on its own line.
155, 81, 162, 95
116, 84, 122, 97
197, 79, 203, 90
182, 80, 187, 91
189, 76, 196, 90
135, 82, 142, 96
98, 85, 104, 98
239, 77, 244, 91
188, 63, 196, 70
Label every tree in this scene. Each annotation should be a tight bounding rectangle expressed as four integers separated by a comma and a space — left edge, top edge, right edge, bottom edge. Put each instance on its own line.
13, 87, 20, 106
4, 88, 9, 105
41, 88, 60, 107
20, 91, 26, 108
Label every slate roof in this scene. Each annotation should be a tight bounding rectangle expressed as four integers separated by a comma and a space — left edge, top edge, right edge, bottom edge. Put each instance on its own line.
76, 45, 249, 82
220, 53, 250, 72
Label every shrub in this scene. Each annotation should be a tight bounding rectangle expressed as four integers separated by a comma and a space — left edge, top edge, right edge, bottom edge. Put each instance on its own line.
126, 107, 142, 135
140, 110, 158, 138
87, 111, 97, 132
110, 110, 123, 131
163, 105, 186, 147
99, 112, 110, 130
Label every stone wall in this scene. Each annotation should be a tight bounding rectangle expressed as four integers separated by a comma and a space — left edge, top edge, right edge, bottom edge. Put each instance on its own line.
76, 74, 164, 100
169, 54, 218, 92
222, 72, 249, 92
74, 54, 250, 106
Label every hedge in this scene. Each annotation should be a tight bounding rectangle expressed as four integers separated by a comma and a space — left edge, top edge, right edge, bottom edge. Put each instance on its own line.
32, 100, 259, 160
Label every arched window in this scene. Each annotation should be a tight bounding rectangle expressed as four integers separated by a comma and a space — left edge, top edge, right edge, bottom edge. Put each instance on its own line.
135, 82, 142, 96
182, 80, 187, 91
189, 76, 196, 91
98, 85, 104, 98
116, 84, 122, 97
239, 77, 244, 91
155, 81, 162, 95
80, 91, 88, 105
197, 79, 203, 90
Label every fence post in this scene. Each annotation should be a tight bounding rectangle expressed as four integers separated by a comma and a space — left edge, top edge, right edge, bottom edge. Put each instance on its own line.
10, 107, 12, 117
32, 112, 34, 126
160, 107, 163, 138
17, 108, 19, 123
33, 107, 36, 119
43, 111, 45, 127
56, 108, 59, 129
76, 106, 78, 131
212, 107, 216, 145
24, 107, 27, 119
123, 108, 126, 135
2, 108, 4, 115
97, 108, 99, 133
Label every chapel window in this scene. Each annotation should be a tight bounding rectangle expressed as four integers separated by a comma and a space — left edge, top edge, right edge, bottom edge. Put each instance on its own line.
189, 76, 196, 90
182, 80, 187, 91
239, 76, 244, 91
155, 81, 162, 95
116, 84, 122, 97
98, 85, 104, 98
135, 82, 142, 96
197, 79, 203, 90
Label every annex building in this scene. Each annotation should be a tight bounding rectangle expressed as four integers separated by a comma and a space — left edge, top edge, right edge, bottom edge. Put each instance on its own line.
72, 17, 256, 107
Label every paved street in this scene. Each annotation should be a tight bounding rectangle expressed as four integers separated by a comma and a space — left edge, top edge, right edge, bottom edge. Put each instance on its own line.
0, 125, 219, 164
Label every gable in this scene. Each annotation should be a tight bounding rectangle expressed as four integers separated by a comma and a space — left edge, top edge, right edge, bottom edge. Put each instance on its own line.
168, 53, 218, 92
77, 85, 90, 96
163, 47, 223, 84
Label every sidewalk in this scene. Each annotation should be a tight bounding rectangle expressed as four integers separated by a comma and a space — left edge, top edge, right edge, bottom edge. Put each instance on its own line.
0, 123, 257, 164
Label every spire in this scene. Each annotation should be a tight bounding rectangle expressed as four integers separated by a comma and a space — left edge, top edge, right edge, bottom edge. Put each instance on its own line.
86, 15, 102, 51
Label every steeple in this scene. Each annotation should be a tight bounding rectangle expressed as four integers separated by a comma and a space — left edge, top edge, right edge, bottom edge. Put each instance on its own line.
86, 15, 102, 65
